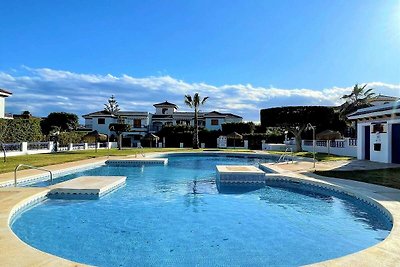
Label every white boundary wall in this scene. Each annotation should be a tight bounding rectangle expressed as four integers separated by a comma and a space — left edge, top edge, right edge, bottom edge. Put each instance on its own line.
2, 141, 118, 157
302, 138, 357, 157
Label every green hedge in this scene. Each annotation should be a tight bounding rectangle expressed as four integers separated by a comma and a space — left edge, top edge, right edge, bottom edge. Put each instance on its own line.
156, 126, 222, 148
57, 131, 87, 146
221, 122, 255, 135
0, 118, 43, 143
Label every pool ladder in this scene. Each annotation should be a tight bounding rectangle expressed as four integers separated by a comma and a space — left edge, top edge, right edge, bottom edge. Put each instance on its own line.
277, 147, 294, 164
136, 145, 145, 158
14, 164, 53, 187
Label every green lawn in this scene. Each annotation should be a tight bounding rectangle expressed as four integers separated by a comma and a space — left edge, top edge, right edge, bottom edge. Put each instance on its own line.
0, 148, 251, 174
315, 168, 400, 189
267, 151, 354, 161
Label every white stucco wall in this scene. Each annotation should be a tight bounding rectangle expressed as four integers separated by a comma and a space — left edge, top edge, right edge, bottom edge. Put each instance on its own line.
85, 118, 93, 129
357, 118, 400, 163
0, 97, 5, 118
125, 117, 149, 129
91, 117, 116, 135
205, 118, 224, 130
155, 107, 175, 115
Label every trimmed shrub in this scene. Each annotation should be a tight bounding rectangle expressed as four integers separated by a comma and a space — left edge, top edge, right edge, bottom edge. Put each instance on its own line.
260, 106, 347, 134
57, 131, 87, 146
156, 126, 222, 148
41, 112, 79, 135
0, 118, 43, 143
222, 122, 255, 135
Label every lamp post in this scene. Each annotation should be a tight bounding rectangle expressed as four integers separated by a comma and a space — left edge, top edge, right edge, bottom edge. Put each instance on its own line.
306, 123, 316, 169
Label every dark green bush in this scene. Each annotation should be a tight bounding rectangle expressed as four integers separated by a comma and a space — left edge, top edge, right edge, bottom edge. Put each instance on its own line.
57, 131, 87, 146
222, 122, 255, 135
0, 118, 43, 143
156, 126, 222, 148
41, 112, 79, 135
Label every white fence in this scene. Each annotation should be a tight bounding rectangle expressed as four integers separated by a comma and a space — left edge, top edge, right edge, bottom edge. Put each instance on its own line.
302, 138, 357, 157
1, 141, 118, 157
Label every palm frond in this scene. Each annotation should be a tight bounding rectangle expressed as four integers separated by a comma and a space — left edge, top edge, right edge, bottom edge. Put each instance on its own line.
184, 95, 193, 107
201, 96, 209, 105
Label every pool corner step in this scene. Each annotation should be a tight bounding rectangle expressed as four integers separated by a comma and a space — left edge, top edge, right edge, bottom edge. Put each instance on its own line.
106, 158, 168, 166
216, 165, 266, 184
48, 176, 126, 199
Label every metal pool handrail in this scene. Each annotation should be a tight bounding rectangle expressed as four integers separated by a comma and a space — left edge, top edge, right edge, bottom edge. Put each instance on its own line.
277, 147, 294, 163
14, 164, 53, 187
136, 145, 145, 158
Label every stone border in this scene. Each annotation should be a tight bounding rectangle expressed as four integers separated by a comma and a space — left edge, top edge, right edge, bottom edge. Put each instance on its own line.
0, 160, 106, 188
1, 151, 399, 266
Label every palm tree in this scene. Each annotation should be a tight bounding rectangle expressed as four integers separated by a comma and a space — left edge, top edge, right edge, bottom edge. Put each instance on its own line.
184, 93, 209, 149
340, 83, 375, 118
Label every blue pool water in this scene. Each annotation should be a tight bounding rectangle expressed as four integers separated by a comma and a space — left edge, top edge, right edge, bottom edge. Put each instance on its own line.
12, 155, 391, 266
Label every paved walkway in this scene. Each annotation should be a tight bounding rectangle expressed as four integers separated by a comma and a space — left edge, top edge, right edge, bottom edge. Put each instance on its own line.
272, 159, 400, 173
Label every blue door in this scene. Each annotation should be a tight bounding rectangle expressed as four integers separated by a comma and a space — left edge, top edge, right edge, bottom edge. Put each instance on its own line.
364, 126, 370, 160
392, 124, 400, 164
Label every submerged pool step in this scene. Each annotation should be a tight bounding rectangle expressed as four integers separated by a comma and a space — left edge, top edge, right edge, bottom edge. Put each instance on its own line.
216, 165, 266, 184
48, 176, 126, 199
106, 158, 168, 166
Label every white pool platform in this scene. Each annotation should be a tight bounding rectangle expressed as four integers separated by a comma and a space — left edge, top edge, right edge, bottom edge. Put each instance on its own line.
48, 176, 126, 199
216, 165, 266, 184
106, 158, 168, 166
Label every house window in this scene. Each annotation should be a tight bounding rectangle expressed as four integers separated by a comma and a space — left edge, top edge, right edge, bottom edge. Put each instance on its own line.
98, 118, 105, 125
372, 123, 385, 133
133, 119, 141, 128
211, 119, 219, 125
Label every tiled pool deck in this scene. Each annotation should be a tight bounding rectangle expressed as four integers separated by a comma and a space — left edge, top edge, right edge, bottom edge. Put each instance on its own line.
0, 152, 400, 266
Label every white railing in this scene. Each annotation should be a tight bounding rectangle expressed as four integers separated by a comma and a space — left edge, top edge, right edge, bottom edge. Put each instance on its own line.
3, 143, 22, 152
302, 138, 357, 157
2, 141, 117, 158
28, 142, 49, 150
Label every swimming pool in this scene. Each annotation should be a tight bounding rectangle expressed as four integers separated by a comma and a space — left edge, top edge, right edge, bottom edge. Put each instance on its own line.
11, 155, 392, 266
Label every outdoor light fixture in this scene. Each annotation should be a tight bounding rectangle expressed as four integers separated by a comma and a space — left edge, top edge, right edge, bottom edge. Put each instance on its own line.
306, 123, 316, 169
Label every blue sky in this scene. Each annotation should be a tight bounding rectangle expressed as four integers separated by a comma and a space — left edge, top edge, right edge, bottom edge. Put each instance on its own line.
0, 0, 399, 121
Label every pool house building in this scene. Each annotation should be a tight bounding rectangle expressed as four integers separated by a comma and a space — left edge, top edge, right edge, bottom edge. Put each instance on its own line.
0, 88, 12, 119
83, 101, 242, 147
348, 101, 400, 164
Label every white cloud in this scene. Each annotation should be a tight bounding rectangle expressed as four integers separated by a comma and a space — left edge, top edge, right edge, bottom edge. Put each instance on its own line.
1, 67, 399, 122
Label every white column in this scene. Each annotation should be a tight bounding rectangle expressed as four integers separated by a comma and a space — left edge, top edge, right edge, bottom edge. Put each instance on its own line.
48, 141, 54, 152
244, 140, 249, 149
21, 142, 28, 153
68, 143, 74, 151
84, 143, 88, 150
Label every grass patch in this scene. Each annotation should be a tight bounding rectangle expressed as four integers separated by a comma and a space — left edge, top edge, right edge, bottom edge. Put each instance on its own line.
267, 151, 354, 161
0, 147, 251, 174
315, 168, 400, 189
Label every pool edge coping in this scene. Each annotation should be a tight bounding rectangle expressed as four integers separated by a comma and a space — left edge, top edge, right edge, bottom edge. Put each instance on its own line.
0, 151, 399, 266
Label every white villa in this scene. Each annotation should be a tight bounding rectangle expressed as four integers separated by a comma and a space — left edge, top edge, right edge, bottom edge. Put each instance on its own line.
348, 101, 400, 164
0, 88, 12, 119
83, 101, 242, 146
